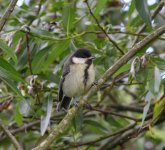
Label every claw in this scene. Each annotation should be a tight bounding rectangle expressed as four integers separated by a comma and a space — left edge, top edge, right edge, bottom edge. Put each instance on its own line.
73, 101, 79, 107
91, 80, 98, 89
92, 80, 98, 86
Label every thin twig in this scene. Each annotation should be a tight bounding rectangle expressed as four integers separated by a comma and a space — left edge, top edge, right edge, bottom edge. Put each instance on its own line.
19, 29, 165, 42
86, 105, 139, 122
0, 121, 23, 150
25, 31, 33, 75
110, 104, 143, 113
0, 0, 18, 31
25, 31, 41, 103
84, 0, 124, 55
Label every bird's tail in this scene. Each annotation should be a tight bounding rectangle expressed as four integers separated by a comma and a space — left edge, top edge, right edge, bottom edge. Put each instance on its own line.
57, 96, 72, 112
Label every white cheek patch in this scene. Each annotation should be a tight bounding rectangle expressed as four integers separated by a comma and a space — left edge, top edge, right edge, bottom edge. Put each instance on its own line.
72, 57, 86, 64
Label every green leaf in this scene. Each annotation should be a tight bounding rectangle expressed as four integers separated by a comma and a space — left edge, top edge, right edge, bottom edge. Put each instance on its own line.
0, 39, 17, 63
94, 0, 107, 17
84, 119, 107, 133
152, 97, 165, 124
0, 57, 24, 95
113, 64, 131, 78
1, 77, 21, 95
128, 0, 135, 18
42, 40, 70, 71
72, 109, 83, 132
32, 45, 52, 74
0, 57, 24, 82
135, 0, 152, 26
62, 5, 76, 34
146, 127, 165, 141
14, 105, 23, 125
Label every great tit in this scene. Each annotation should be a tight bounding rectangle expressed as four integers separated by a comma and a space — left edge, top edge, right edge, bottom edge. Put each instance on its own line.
57, 48, 95, 111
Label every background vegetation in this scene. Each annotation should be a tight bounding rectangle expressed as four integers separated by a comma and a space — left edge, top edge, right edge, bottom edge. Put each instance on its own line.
0, 0, 165, 150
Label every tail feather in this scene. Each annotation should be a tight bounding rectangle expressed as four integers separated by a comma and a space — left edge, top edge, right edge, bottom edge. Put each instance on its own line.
57, 96, 72, 112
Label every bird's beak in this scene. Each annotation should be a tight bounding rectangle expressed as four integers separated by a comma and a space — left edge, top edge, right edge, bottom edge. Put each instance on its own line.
88, 56, 95, 60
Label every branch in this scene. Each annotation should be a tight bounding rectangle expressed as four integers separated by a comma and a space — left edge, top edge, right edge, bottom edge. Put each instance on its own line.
84, 0, 124, 55
0, 0, 18, 31
0, 121, 23, 150
32, 24, 165, 150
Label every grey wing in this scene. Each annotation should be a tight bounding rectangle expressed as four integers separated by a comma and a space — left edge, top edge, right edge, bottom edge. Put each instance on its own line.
57, 60, 71, 111
57, 59, 70, 102
57, 76, 64, 102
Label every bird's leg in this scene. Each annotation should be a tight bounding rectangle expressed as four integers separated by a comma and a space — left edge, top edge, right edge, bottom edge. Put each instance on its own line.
73, 97, 79, 107
92, 80, 98, 86
62, 108, 68, 113
90, 80, 98, 89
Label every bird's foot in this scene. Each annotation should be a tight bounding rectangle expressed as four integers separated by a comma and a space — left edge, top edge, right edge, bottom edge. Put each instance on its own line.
91, 80, 98, 88
73, 101, 79, 107
62, 108, 68, 113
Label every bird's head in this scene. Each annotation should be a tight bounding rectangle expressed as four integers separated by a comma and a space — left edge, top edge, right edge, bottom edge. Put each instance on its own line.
71, 48, 95, 65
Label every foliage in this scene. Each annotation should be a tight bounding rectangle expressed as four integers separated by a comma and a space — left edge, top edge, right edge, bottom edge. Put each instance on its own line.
0, 0, 165, 150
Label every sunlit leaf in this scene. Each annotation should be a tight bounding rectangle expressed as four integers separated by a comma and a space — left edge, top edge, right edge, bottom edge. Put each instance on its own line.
152, 97, 165, 124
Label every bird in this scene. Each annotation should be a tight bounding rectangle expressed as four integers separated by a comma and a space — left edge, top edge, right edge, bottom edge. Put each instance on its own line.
57, 48, 95, 111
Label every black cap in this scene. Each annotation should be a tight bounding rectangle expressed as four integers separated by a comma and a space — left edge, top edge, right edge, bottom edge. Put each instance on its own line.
73, 48, 91, 58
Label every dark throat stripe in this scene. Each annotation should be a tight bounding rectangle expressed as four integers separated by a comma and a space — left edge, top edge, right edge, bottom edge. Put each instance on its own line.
84, 64, 90, 86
